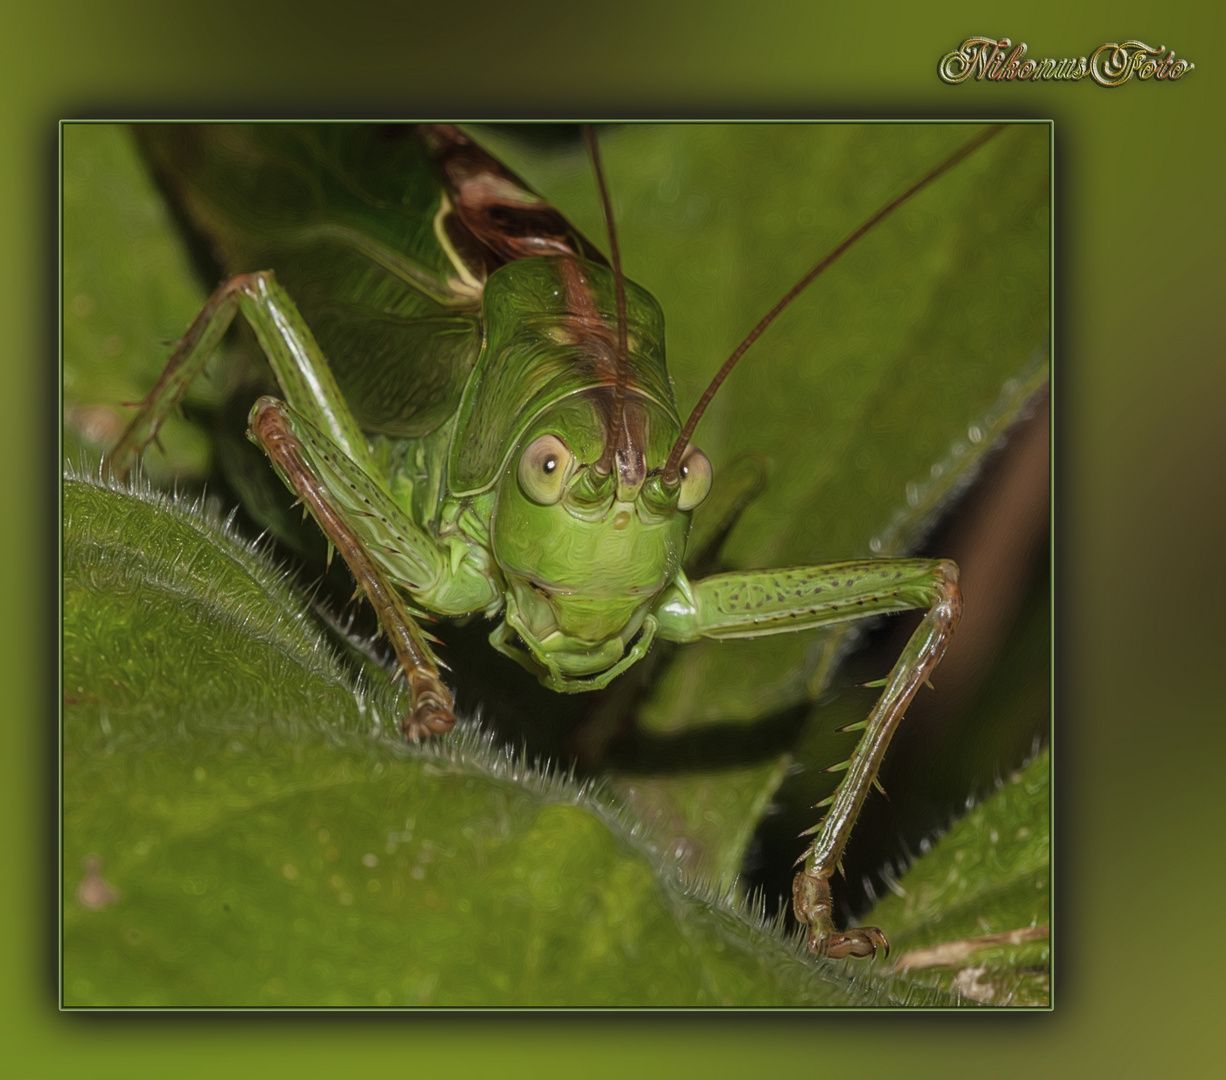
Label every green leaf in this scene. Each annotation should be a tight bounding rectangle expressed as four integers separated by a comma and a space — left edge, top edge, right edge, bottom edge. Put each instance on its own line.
64, 473, 963, 1006
605, 756, 792, 896
864, 749, 1051, 1006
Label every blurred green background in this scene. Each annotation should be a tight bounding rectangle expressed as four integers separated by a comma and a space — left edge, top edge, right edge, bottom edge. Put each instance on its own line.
9, 0, 1222, 1074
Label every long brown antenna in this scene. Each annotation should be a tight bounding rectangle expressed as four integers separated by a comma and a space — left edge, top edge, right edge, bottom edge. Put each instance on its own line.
661, 124, 1007, 486
585, 124, 629, 478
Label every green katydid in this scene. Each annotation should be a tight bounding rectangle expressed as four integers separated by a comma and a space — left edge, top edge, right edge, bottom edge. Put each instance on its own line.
104, 122, 1045, 960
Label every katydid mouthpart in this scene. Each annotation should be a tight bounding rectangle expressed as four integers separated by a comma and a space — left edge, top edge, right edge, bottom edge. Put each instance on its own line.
105, 122, 1040, 959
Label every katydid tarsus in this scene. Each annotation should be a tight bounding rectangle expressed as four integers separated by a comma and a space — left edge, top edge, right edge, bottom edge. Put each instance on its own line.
107, 122, 1029, 959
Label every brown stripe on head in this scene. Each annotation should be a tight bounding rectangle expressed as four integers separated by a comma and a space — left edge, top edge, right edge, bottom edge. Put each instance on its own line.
552, 256, 646, 497
612, 396, 648, 502
552, 257, 621, 379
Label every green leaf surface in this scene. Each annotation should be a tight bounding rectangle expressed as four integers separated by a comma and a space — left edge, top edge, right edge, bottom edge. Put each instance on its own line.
865, 749, 1051, 1006
605, 756, 792, 895
64, 474, 961, 1007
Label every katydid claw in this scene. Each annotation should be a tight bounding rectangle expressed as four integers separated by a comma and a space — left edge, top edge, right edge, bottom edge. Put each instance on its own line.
792, 867, 889, 961
809, 925, 890, 960
401, 692, 456, 741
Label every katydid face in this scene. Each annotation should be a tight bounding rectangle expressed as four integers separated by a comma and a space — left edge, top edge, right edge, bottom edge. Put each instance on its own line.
490, 393, 703, 684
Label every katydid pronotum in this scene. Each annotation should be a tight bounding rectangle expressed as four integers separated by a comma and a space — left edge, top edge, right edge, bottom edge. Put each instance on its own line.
104, 123, 1045, 959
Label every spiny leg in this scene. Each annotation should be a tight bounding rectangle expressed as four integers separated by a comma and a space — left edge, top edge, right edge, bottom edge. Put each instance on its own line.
653, 556, 963, 958
250, 398, 454, 739
793, 560, 962, 958
108, 275, 251, 479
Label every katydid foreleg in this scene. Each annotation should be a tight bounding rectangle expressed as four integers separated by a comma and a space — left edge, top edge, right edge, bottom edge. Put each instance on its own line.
653, 557, 962, 957
108, 271, 499, 738
249, 399, 454, 737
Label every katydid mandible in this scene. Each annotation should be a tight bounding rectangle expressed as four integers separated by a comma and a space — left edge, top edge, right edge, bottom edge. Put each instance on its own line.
107, 123, 994, 960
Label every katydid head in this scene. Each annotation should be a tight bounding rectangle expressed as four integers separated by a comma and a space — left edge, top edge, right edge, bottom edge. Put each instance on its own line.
489, 390, 707, 688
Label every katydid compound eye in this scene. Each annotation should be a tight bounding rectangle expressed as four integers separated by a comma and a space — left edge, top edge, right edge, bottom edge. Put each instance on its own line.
677, 444, 712, 511
518, 434, 573, 504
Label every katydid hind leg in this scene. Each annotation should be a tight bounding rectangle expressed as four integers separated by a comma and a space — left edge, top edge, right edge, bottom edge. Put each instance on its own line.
109, 271, 379, 481
792, 559, 962, 958
107, 274, 250, 479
